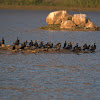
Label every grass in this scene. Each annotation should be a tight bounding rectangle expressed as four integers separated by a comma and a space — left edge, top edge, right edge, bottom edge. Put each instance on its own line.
40, 24, 61, 30
39, 24, 100, 31
0, 5, 100, 11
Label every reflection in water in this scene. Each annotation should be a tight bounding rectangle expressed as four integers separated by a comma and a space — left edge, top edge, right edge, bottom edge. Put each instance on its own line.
0, 52, 100, 100
0, 10, 100, 100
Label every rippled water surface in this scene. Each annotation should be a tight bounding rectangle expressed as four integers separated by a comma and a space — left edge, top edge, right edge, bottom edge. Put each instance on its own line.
0, 10, 100, 100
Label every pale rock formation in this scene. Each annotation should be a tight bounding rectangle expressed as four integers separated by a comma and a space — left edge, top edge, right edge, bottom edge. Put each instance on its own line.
45, 10, 96, 30
60, 20, 75, 29
72, 14, 88, 26
46, 10, 71, 24
1, 44, 5, 47
85, 20, 95, 29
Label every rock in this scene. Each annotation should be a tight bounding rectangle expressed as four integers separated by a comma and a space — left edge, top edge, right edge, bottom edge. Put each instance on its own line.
41, 10, 98, 31
1, 44, 5, 47
85, 20, 95, 29
72, 14, 88, 26
46, 10, 71, 24
12, 50, 17, 53
6, 45, 11, 47
60, 20, 75, 29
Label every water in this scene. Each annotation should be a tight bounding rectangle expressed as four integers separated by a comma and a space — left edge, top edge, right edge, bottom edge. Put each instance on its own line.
0, 10, 100, 100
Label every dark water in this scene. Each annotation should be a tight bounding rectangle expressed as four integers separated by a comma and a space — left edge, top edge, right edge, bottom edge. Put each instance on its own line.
0, 10, 100, 100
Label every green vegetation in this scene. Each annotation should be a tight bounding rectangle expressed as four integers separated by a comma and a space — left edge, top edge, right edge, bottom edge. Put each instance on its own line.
39, 24, 100, 31
40, 24, 61, 30
0, 0, 100, 7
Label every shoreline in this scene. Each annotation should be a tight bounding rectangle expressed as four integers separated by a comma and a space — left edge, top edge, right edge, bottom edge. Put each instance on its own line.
39, 25, 100, 31
0, 46, 96, 54
0, 5, 100, 11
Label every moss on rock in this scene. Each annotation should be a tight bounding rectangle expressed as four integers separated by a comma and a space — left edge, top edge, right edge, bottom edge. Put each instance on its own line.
39, 24, 100, 31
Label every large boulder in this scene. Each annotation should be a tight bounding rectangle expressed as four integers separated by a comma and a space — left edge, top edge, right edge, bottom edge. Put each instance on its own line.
46, 10, 71, 25
85, 20, 95, 29
60, 20, 75, 29
72, 14, 88, 26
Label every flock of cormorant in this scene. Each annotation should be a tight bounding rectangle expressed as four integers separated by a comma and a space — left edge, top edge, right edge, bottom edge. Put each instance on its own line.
0, 37, 96, 53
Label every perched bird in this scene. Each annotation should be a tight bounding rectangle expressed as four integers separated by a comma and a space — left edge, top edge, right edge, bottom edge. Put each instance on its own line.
15, 37, 20, 45
63, 41, 67, 49
2, 37, 5, 44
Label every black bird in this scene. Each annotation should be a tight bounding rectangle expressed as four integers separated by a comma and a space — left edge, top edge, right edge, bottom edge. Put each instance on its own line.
43, 42, 50, 48
55, 43, 61, 51
15, 37, 20, 45
87, 45, 90, 50
34, 40, 38, 48
2, 37, 5, 44
20, 40, 28, 50
90, 43, 96, 52
20, 43, 26, 50
12, 45, 16, 50
38, 41, 43, 48
66, 43, 70, 49
50, 43, 53, 48
69, 42, 72, 49
73, 43, 81, 51
94, 43, 96, 49
76, 43, 78, 47
90, 45, 95, 52
25, 40, 28, 46
66, 42, 72, 50
83, 43, 87, 51
63, 41, 67, 49
29, 40, 34, 47
0, 41, 1, 46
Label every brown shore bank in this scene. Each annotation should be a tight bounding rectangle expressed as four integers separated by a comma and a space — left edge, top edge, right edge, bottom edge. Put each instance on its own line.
0, 5, 100, 11
39, 24, 100, 31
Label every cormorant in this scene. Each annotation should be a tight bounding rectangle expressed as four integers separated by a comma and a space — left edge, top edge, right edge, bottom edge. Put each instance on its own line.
29, 40, 34, 47
63, 41, 66, 48
34, 40, 38, 48
38, 41, 43, 48
94, 43, 96, 49
2, 37, 5, 44
15, 37, 20, 45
